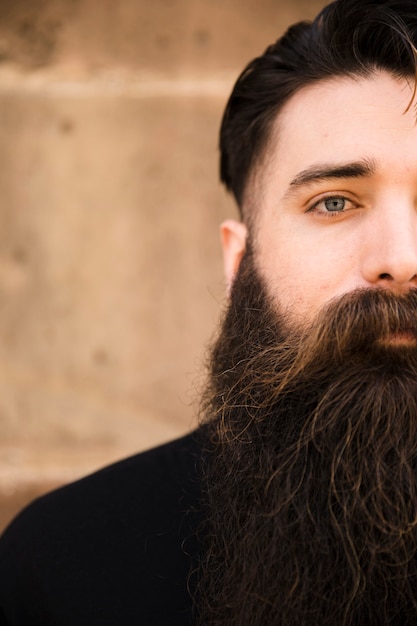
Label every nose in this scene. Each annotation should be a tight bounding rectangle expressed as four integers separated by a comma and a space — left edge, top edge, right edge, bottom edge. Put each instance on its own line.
361, 203, 417, 293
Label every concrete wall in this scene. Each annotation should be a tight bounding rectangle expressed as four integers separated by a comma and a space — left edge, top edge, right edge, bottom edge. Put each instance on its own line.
0, 0, 326, 530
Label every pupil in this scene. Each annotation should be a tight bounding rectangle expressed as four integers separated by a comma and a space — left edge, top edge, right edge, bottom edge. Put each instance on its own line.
325, 197, 344, 212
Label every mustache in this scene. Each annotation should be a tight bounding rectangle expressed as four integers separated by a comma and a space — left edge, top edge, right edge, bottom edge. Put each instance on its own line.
308, 287, 417, 349
260, 287, 417, 397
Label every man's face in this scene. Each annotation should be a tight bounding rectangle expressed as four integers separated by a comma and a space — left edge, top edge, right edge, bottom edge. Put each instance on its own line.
223, 71, 417, 330
201, 71, 417, 625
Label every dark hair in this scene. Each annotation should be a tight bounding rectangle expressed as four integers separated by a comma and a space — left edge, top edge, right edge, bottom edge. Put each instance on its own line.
220, 0, 417, 216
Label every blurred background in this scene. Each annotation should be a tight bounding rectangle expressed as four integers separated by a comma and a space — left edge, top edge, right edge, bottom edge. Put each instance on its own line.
0, 0, 326, 531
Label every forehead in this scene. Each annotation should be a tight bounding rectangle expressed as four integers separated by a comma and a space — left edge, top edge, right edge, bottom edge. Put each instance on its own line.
266, 71, 417, 179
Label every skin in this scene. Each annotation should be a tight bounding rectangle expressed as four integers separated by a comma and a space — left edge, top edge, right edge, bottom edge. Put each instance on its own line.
222, 71, 417, 333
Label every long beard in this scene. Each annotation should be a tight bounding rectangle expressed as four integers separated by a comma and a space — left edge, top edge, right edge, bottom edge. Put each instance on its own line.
197, 248, 417, 625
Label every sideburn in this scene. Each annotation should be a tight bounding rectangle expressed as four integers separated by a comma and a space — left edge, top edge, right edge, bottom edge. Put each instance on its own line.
197, 249, 417, 625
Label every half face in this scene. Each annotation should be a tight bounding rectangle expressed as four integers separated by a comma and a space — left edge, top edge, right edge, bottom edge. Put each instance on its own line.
223, 71, 417, 329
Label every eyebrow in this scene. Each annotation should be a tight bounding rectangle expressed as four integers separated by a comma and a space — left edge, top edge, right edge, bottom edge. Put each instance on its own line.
284, 158, 377, 197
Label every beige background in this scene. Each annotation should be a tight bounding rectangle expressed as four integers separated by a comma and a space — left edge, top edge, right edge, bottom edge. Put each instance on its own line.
0, 0, 326, 530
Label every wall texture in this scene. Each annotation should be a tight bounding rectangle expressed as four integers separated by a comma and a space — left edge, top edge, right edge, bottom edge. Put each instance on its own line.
0, 0, 326, 530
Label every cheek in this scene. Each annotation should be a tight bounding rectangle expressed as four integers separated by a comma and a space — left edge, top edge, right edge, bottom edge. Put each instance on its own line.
254, 209, 362, 310
257, 238, 351, 319
256, 243, 314, 309
257, 230, 317, 285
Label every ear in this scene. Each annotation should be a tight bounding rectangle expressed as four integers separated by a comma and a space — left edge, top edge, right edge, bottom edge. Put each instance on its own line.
220, 219, 248, 293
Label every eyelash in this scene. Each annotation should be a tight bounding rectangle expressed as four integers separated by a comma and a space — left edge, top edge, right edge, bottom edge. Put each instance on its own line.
307, 194, 358, 217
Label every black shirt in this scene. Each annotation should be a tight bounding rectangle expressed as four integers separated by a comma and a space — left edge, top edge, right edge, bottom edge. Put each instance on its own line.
0, 431, 202, 625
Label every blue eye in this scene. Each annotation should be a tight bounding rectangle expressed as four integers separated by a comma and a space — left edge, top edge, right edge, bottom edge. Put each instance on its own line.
307, 194, 358, 217
324, 197, 346, 212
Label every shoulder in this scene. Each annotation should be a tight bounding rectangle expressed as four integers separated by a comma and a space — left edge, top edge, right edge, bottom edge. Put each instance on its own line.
3, 429, 202, 541
0, 430, 203, 625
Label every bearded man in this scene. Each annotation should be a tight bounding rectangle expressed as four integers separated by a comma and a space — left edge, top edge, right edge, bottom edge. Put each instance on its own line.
2, 0, 417, 624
